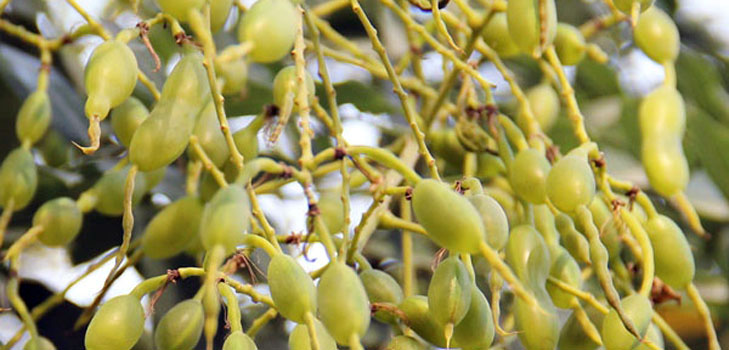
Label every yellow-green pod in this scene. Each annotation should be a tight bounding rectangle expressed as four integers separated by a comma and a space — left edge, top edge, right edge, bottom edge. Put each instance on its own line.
635, 323, 664, 350
554, 23, 586, 66
451, 286, 494, 349
476, 152, 506, 178
513, 291, 559, 350
85, 295, 145, 350
23, 337, 56, 350
222, 331, 257, 350
142, 196, 204, 259
359, 269, 404, 324
111, 97, 149, 148
546, 154, 596, 213
38, 130, 70, 168
509, 148, 551, 204
154, 299, 204, 350
634, 7, 679, 63
211, 0, 234, 32
386, 336, 426, 350
129, 53, 210, 171
191, 100, 230, 168
273, 66, 316, 111
318, 189, 344, 234
614, 0, 653, 13
600, 294, 653, 350
237, 0, 297, 63
481, 12, 520, 58
92, 165, 148, 216
199, 184, 250, 255
412, 179, 485, 253
142, 167, 166, 192
0, 147, 37, 210
84, 41, 138, 120
639, 85, 685, 137
427, 256, 472, 339
545, 247, 582, 309
429, 129, 467, 167
557, 306, 603, 350
33, 197, 82, 247
268, 254, 317, 323
506, 0, 557, 57
398, 295, 448, 348
588, 196, 621, 259
288, 318, 338, 350
525, 83, 560, 132
644, 215, 694, 289
317, 261, 370, 345
642, 139, 689, 198
466, 191, 509, 251
155, 0, 205, 22
505, 225, 551, 286
555, 213, 592, 265
217, 58, 248, 95
16, 90, 51, 145
233, 113, 267, 162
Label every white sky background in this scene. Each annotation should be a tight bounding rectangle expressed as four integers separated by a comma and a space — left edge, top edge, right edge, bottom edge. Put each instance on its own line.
2, 0, 729, 348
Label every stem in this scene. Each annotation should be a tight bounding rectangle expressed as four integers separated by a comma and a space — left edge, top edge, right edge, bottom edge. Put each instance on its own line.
477, 241, 541, 311
671, 191, 707, 238
245, 184, 282, 252
304, 312, 321, 350
400, 197, 415, 297
0, 198, 14, 249
686, 283, 721, 350
219, 283, 243, 333
103, 165, 138, 288
246, 308, 278, 337
544, 46, 590, 144
3, 225, 44, 262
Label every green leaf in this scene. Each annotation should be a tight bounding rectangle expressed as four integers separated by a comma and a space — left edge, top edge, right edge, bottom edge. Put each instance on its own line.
685, 106, 729, 203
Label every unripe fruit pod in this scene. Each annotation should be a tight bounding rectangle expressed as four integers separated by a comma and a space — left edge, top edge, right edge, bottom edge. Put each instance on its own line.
237, 0, 297, 63
33, 197, 82, 247
23, 337, 56, 350
466, 193, 509, 251
546, 154, 596, 213
288, 318, 338, 350
85, 294, 145, 350
600, 294, 653, 350
199, 184, 250, 255
545, 247, 582, 308
452, 286, 494, 349
39, 130, 70, 168
191, 100, 230, 168
634, 7, 679, 63
635, 323, 664, 350
129, 53, 210, 171
222, 331, 258, 350
554, 23, 586, 66
509, 149, 551, 204
318, 189, 344, 234
428, 129, 466, 166
317, 262, 370, 345
268, 254, 317, 323
0, 147, 37, 210
525, 83, 560, 132
110, 97, 149, 148
398, 295, 448, 348
142, 196, 204, 259
93, 166, 147, 216
644, 215, 695, 289
427, 257, 472, 331
155, 0, 204, 22
513, 291, 559, 350
359, 269, 404, 324
505, 225, 551, 286
154, 299, 204, 350
412, 179, 485, 253
217, 58, 248, 95
273, 66, 316, 111
476, 152, 506, 178
16, 90, 51, 145
614, 0, 654, 13
639, 85, 685, 137
142, 167, 166, 192
84, 41, 138, 120
481, 13, 520, 58
233, 114, 267, 162
386, 336, 425, 350
210, 0, 234, 32
557, 306, 604, 350
506, 0, 557, 57
642, 139, 689, 198
555, 213, 591, 265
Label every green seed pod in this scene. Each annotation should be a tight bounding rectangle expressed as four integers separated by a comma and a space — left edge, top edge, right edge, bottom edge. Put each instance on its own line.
509, 149, 551, 204
506, 0, 557, 57
211, 0, 234, 32
554, 23, 586, 66
525, 83, 560, 132
111, 97, 149, 148
546, 154, 596, 213
33, 197, 82, 247
154, 299, 204, 350
481, 12, 520, 58
129, 53, 210, 171
385, 336, 426, 350
142, 167, 166, 192
557, 306, 604, 350
454, 118, 491, 153
237, 0, 297, 63
233, 113, 267, 163
16, 90, 51, 145
217, 58, 248, 95
466, 192, 509, 251
84, 40, 138, 120
555, 213, 592, 265
412, 179, 485, 253
427, 256, 472, 342
23, 337, 56, 350
268, 254, 317, 323
318, 189, 344, 234
476, 152, 506, 178
317, 262, 370, 345
272, 66, 316, 111
429, 129, 467, 167
142, 196, 204, 259
505, 225, 551, 286
513, 291, 559, 350
191, 100, 230, 168
600, 294, 653, 350
0, 147, 37, 210
155, 0, 205, 22
588, 196, 621, 259
614, 0, 653, 13
92, 165, 148, 216
38, 130, 70, 168
634, 7, 679, 63
359, 269, 404, 324
451, 286, 494, 349
85, 295, 145, 350
644, 215, 695, 289
398, 295, 448, 348
545, 247, 582, 308
288, 318, 338, 350
222, 331, 258, 350
199, 184, 250, 255
635, 323, 664, 350
639, 85, 685, 137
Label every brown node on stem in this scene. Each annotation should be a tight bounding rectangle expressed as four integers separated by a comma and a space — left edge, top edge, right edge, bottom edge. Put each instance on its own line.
545, 144, 560, 164
370, 302, 409, 323
404, 187, 413, 201
651, 277, 682, 305
591, 153, 606, 168
626, 186, 640, 211
334, 147, 347, 160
